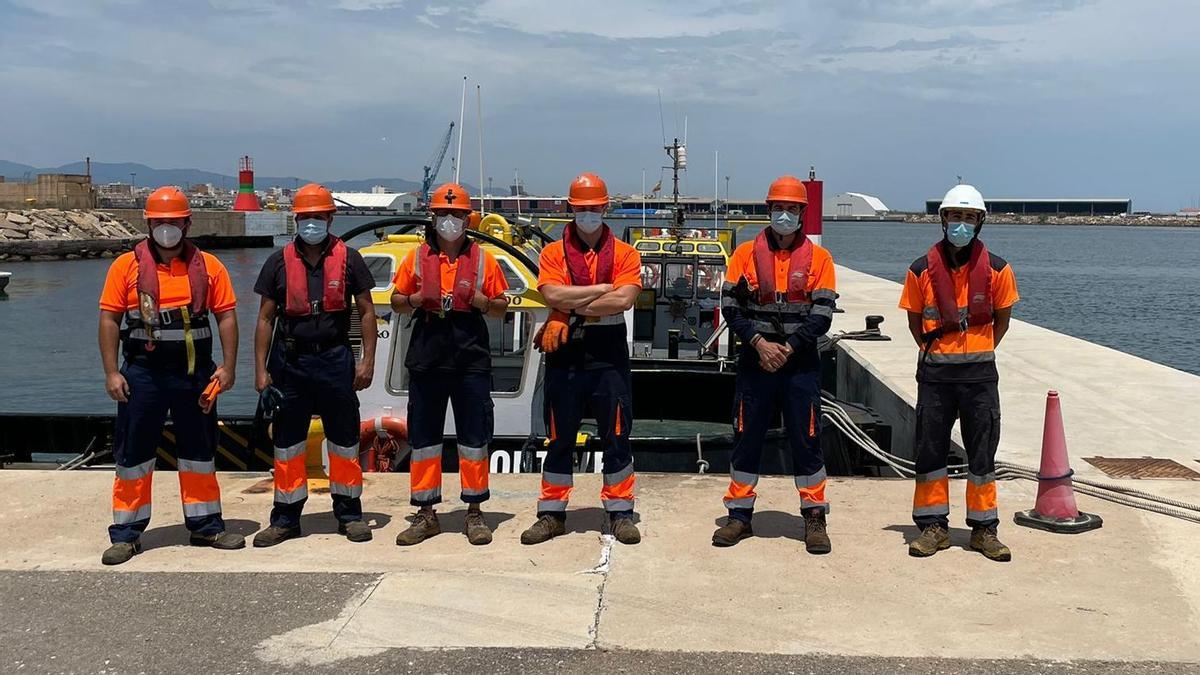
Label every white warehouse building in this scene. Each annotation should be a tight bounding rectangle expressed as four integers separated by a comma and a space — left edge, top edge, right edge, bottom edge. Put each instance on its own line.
824, 192, 890, 218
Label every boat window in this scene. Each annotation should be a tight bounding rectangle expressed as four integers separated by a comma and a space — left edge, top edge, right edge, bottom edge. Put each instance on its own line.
697, 243, 723, 254
640, 262, 662, 292
387, 310, 534, 395
664, 262, 694, 299
695, 264, 724, 300
635, 241, 661, 252
664, 242, 695, 254
363, 254, 396, 290
495, 256, 528, 294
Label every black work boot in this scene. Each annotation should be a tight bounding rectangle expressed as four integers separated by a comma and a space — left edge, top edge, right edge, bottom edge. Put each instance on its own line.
190, 531, 246, 550
253, 525, 301, 548
464, 508, 493, 546
520, 514, 566, 545
970, 526, 1012, 562
395, 510, 441, 546
338, 520, 373, 543
803, 510, 831, 555
908, 524, 951, 557
101, 541, 142, 566
610, 516, 641, 545
712, 517, 753, 547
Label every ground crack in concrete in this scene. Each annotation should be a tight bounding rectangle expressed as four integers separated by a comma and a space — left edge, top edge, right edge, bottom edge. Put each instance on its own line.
580, 533, 615, 649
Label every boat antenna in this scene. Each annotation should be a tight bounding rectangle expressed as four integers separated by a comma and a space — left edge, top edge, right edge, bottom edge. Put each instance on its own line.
657, 89, 667, 147
476, 83, 486, 217
454, 75, 467, 184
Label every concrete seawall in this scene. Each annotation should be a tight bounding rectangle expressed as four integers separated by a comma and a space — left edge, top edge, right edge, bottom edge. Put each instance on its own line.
831, 266, 1200, 490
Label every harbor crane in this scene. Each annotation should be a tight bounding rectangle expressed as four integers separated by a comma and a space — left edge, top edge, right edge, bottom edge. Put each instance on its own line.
420, 122, 455, 206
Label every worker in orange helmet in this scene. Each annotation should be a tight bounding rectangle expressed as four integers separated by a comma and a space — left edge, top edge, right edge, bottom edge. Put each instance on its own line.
389, 183, 510, 546
713, 176, 838, 554
250, 183, 378, 547
520, 172, 644, 546
97, 186, 243, 565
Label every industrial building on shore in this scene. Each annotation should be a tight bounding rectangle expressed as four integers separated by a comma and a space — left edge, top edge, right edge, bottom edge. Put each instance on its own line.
924, 197, 1132, 216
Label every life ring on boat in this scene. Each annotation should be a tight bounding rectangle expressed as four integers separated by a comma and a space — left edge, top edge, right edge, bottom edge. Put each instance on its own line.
359, 416, 408, 473
641, 264, 660, 289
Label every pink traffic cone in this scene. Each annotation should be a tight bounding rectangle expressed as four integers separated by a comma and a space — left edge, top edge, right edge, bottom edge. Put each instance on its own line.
1014, 391, 1103, 533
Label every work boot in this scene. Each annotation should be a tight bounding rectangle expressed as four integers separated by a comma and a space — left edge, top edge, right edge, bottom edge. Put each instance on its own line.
610, 516, 641, 545
101, 541, 142, 566
908, 524, 951, 557
253, 525, 301, 548
520, 514, 566, 545
803, 510, 832, 555
464, 509, 493, 546
395, 510, 440, 546
189, 531, 246, 550
338, 520, 373, 543
969, 526, 1012, 562
711, 517, 753, 547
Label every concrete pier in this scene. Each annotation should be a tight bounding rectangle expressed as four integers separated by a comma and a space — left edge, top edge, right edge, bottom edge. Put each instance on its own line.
0, 471, 1198, 673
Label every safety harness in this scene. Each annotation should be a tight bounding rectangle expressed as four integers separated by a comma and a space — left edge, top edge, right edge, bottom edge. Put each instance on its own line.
123, 239, 211, 375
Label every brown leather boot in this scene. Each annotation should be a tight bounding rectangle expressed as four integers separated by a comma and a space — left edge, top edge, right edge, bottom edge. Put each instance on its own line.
520, 514, 566, 545
395, 510, 441, 546
970, 526, 1012, 562
908, 524, 950, 557
610, 516, 641, 545
712, 517, 753, 546
803, 510, 831, 555
464, 509, 493, 546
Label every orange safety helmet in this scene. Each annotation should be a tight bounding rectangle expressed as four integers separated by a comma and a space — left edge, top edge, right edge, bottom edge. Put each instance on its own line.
430, 183, 472, 212
567, 172, 609, 207
765, 175, 808, 205
143, 186, 191, 219
292, 183, 336, 215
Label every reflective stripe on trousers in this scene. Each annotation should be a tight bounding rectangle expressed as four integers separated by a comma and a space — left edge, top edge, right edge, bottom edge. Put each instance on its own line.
410, 444, 443, 505
912, 468, 950, 519
538, 471, 574, 512
274, 441, 309, 504
600, 462, 636, 512
459, 444, 490, 499
723, 469, 759, 510
795, 467, 829, 512
112, 457, 156, 525
327, 441, 364, 498
178, 457, 222, 517
966, 471, 998, 523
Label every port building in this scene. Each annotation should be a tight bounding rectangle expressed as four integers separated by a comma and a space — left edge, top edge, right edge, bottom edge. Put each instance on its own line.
824, 192, 890, 218
925, 197, 1132, 216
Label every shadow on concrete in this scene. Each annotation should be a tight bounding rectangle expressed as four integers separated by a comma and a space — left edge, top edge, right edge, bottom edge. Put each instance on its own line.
711, 511, 805, 542
141, 518, 261, 550
883, 523, 974, 549
297, 511, 393, 535
560, 507, 640, 535
403, 509, 517, 534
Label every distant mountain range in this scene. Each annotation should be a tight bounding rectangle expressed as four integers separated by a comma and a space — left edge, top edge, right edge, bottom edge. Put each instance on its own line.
0, 160, 473, 194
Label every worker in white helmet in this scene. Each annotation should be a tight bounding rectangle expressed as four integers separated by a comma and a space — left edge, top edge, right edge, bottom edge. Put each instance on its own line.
899, 184, 1020, 562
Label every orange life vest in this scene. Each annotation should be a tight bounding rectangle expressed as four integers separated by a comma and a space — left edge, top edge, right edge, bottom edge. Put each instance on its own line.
283, 236, 348, 316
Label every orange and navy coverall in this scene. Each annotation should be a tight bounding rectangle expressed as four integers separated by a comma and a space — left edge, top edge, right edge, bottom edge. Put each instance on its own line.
99, 246, 237, 544
391, 238, 509, 507
719, 230, 837, 523
900, 241, 1018, 529
535, 229, 642, 518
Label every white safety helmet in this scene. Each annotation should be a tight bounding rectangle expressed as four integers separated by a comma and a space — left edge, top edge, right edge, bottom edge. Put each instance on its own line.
938, 184, 987, 216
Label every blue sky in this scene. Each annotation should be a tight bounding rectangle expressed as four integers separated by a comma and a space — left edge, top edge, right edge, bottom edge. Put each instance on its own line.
1, 0, 1197, 210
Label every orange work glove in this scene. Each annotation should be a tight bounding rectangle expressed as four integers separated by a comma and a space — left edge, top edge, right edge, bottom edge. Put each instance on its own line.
535, 310, 571, 353
199, 379, 222, 414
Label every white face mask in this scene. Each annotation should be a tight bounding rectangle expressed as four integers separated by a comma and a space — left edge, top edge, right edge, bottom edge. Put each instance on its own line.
151, 224, 183, 248
297, 218, 329, 246
769, 209, 800, 236
436, 214, 465, 241
575, 210, 603, 233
